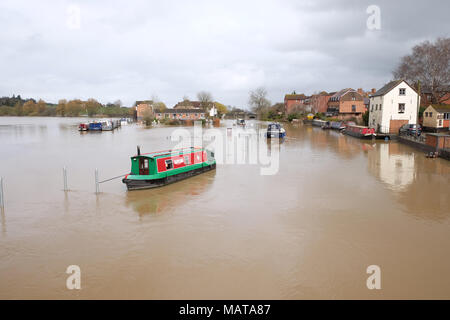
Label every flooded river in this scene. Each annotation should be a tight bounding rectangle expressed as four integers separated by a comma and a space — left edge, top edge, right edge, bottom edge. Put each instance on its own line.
0, 117, 449, 299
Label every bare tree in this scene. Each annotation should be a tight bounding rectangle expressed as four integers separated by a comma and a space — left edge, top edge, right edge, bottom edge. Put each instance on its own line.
248, 87, 271, 114
197, 91, 213, 109
393, 37, 450, 103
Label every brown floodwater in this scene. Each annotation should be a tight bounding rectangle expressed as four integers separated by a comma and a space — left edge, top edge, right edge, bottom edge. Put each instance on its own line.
0, 116, 449, 299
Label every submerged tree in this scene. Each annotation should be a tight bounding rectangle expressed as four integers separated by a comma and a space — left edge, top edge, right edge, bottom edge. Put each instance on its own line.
393, 37, 450, 103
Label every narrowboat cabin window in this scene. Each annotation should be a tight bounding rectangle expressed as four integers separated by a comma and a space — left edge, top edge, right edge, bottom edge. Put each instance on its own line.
184, 155, 190, 165
165, 159, 173, 170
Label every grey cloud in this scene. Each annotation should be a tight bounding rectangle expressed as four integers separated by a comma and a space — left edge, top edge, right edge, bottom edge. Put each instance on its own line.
0, 0, 449, 108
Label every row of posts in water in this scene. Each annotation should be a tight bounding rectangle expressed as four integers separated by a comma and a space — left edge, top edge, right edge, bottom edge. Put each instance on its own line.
63, 167, 101, 193
0, 168, 104, 211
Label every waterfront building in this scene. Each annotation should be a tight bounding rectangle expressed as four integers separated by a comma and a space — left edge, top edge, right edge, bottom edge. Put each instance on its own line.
368, 80, 419, 134
423, 105, 450, 132
154, 108, 206, 120
284, 93, 310, 114
136, 102, 154, 121
326, 88, 365, 119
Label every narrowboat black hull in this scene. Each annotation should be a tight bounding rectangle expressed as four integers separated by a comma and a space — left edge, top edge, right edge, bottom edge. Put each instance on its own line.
122, 163, 216, 191
343, 130, 374, 139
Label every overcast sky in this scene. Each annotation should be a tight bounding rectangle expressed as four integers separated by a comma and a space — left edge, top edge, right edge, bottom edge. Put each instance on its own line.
0, 0, 449, 108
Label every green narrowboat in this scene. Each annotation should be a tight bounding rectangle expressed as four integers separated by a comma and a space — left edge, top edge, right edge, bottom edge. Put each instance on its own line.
122, 146, 216, 190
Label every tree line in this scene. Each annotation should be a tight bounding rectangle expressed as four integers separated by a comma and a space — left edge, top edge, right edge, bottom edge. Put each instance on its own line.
0, 96, 134, 117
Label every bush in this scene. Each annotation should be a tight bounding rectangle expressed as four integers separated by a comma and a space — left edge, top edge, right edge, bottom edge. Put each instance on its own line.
287, 113, 301, 122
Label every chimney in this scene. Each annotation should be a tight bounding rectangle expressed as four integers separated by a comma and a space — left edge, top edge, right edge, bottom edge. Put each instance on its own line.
371, 88, 376, 94
357, 88, 363, 95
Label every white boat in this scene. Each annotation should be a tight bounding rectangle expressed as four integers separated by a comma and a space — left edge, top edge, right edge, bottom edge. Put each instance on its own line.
101, 120, 113, 131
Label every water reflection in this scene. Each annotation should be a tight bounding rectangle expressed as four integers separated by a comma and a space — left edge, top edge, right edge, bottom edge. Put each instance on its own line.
125, 170, 216, 217
367, 143, 416, 191
367, 142, 450, 220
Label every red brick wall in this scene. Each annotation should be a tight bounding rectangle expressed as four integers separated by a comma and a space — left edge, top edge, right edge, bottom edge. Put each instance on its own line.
389, 120, 409, 134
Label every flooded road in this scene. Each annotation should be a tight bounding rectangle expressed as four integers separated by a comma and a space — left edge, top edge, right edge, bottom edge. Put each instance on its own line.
0, 117, 449, 299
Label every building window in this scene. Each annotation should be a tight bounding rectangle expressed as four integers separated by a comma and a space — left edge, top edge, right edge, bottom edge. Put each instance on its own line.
429, 112, 433, 117
425, 112, 428, 117
439, 119, 443, 126
352, 97, 355, 101
195, 113, 198, 117
444, 113, 450, 120
399, 88, 406, 95
352, 105, 356, 112
165, 159, 173, 170
398, 103, 405, 113
375, 104, 378, 111
371, 105, 373, 112
379, 104, 382, 110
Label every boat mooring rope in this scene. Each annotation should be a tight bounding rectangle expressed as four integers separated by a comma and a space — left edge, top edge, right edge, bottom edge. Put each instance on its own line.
98, 173, 128, 184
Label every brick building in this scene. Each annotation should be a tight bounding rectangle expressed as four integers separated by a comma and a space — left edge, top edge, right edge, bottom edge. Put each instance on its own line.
154, 108, 206, 120
327, 88, 365, 119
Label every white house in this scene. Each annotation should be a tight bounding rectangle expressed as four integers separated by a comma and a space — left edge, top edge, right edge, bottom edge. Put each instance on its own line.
368, 80, 419, 134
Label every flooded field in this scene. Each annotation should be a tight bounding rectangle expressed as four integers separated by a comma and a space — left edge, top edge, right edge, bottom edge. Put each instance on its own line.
0, 117, 449, 299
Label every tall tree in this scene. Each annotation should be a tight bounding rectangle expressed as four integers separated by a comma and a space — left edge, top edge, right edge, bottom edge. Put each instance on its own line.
22, 100, 36, 115
393, 37, 450, 103
197, 91, 213, 109
36, 99, 47, 114
56, 99, 67, 116
86, 98, 102, 116
248, 87, 271, 114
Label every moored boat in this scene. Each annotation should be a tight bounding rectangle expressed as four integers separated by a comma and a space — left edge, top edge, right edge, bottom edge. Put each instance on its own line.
330, 121, 345, 130
88, 121, 102, 131
321, 121, 331, 129
78, 123, 89, 131
343, 124, 375, 139
122, 146, 216, 190
266, 122, 286, 138
101, 120, 113, 131
312, 119, 326, 127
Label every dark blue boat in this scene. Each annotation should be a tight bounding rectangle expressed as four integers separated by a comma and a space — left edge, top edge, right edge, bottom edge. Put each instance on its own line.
88, 122, 102, 131
266, 123, 286, 138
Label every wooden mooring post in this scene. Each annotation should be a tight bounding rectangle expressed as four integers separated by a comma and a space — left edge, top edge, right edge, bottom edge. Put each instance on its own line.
95, 168, 100, 194
63, 167, 68, 191
0, 177, 4, 210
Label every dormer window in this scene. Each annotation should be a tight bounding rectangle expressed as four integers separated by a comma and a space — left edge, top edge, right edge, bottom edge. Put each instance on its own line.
399, 88, 406, 95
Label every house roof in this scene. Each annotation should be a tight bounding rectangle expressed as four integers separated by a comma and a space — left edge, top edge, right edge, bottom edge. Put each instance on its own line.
428, 104, 450, 113
285, 94, 306, 100
372, 79, 417, 97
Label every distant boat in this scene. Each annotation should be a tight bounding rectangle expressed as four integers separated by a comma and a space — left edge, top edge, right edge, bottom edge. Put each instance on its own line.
343, 124, 375, 139
78, 123, 89, 131
321, 121, 331, 129
266, 123, 286, 138
88, 121, 102, 131
312, 119, 326, 127
330, 121, 346, 130
122, 146, 216, 190
101, 120, 113, 131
